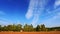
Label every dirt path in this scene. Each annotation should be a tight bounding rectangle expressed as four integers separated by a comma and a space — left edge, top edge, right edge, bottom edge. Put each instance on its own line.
0, 31, 60, 34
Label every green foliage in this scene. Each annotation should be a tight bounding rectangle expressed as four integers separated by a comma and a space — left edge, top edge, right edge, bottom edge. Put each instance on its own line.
0, 25, 1, 31
40, 24, 46, 31
7, 25, 13, 31
23, 24, 33, 32
36, 25, 40, 31
2, 26, 7, 31
0, 24, 22, 32
0, 24, 60, 32
16, 24, 22, 31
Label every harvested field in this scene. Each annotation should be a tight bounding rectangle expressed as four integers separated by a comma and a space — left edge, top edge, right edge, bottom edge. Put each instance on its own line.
0, 31, 60, 34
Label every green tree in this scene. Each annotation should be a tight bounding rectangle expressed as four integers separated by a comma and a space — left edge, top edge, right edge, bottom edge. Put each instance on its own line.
0, 25, 1, 31
16, 24, 22, 31
7, 24, 17, 31
36, 25, 40, 31
24, 24, 28, 31
23, 24, 33, 32
40, 24, 46, 31
30, 24, 33, 31
12, 24, 16, 31
2, 25, 7, 31
7, 25, 13, 31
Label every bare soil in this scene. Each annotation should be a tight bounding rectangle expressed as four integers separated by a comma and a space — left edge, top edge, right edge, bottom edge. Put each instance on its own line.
0, 31, 60, 34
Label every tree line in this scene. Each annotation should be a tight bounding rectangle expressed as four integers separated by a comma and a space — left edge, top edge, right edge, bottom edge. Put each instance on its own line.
0, 24, 60, 32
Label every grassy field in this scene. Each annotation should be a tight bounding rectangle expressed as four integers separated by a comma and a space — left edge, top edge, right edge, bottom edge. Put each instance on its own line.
0, 31, 60, 34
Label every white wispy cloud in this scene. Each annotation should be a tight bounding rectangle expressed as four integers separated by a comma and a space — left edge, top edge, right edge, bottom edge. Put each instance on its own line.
0, 18, 13, 26
25, 0, 38, 19
25, 0, 49, 26
40, 7, 60, 27
25, 0, 60, 27
25, 9, 33, 19
40, 0, 60, 27
54, 0, 60, 8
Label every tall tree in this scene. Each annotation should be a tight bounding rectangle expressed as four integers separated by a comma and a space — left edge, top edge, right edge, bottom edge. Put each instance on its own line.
12, 24, 16, 31
7, 25, 13, 31
24, 24, 28, 31
36, 25, 40, 31
0, 25, 1, 31
23, 24, 33, 32
16, 24, 22, 31
40, 24, 46, 31
30, 24, 33, 31
2, 26, 7, 31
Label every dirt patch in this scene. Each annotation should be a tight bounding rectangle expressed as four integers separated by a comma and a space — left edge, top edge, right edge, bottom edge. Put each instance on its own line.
0, 31, 60, 34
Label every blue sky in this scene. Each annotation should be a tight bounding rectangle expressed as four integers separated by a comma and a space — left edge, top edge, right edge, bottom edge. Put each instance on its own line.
0, 0, 60, 27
